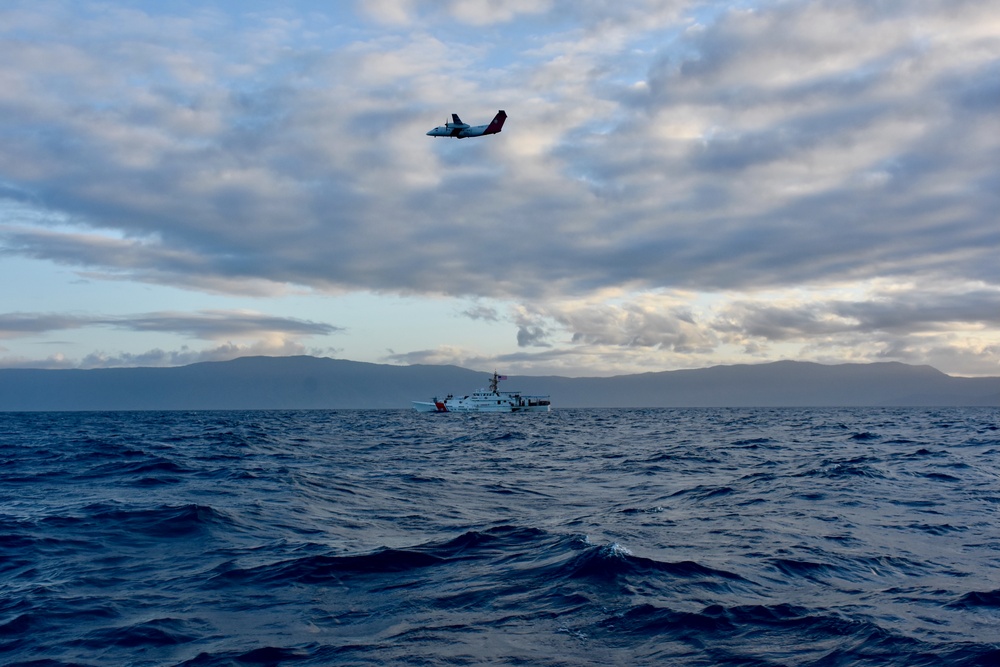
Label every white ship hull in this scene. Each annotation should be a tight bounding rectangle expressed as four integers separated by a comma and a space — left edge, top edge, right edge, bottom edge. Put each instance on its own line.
412, 399, 551, 413
413, 372, 551, 413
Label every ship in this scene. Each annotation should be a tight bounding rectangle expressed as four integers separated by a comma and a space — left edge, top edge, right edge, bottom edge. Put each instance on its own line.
412, 371, 551, 413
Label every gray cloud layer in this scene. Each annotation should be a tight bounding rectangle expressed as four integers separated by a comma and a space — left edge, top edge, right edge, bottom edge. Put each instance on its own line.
0, 310, 341, 369
1, 0, 998, 373
0, 311, 339, 340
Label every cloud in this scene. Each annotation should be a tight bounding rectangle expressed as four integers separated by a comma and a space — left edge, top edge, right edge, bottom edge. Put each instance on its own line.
517, 325, 549, 347
383, 345, 490, 368
460, 304, 500, 321
1, 1, 999, 375
510, 305, 551, 347
76, 337, 336, 369
0, 313, 91, 337
4, 1, 997, 300
512, 293, 714, 353
0, 309, 342, 369
359, 0, 558, 26
715, 285, 1000, 340
0, 310, 340, 340
480, 281, 1000, 375
0, 337, 339, 370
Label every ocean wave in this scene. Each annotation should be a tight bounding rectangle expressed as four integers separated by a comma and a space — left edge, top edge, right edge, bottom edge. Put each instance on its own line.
3, 408, 1000, 666
669, 484, 736, 501
949, 589, 1000, 609
78, 617, 206, 649
590, 601, 1000, 666
39, 502, 238, 539
209, 548, 450, 586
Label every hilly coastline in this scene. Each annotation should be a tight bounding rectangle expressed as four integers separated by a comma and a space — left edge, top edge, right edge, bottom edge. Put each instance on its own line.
1, 356, 998, 411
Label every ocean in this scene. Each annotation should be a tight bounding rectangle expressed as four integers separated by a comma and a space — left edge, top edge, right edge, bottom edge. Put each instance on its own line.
1, 408, 998, 666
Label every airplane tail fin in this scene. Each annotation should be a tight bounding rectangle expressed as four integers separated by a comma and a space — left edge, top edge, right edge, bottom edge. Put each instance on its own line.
484, 110, 507, 135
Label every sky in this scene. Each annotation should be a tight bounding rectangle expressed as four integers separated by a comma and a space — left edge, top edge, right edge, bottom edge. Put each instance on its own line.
1, 0, 999, 377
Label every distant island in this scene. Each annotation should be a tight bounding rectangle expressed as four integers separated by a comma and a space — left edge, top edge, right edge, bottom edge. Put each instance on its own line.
0, 356, 998, 411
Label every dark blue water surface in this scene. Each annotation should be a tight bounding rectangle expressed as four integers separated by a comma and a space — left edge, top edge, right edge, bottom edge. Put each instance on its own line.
2, 408, 999, 666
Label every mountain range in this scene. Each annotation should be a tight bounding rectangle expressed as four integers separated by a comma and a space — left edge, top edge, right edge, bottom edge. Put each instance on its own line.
0, 356, 997, 411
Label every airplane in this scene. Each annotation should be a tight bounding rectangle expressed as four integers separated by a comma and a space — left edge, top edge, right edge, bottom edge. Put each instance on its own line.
426, 110, 506, 138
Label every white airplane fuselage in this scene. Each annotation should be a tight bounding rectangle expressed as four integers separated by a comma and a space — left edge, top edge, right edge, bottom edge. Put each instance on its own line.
427, 110, 506, 138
